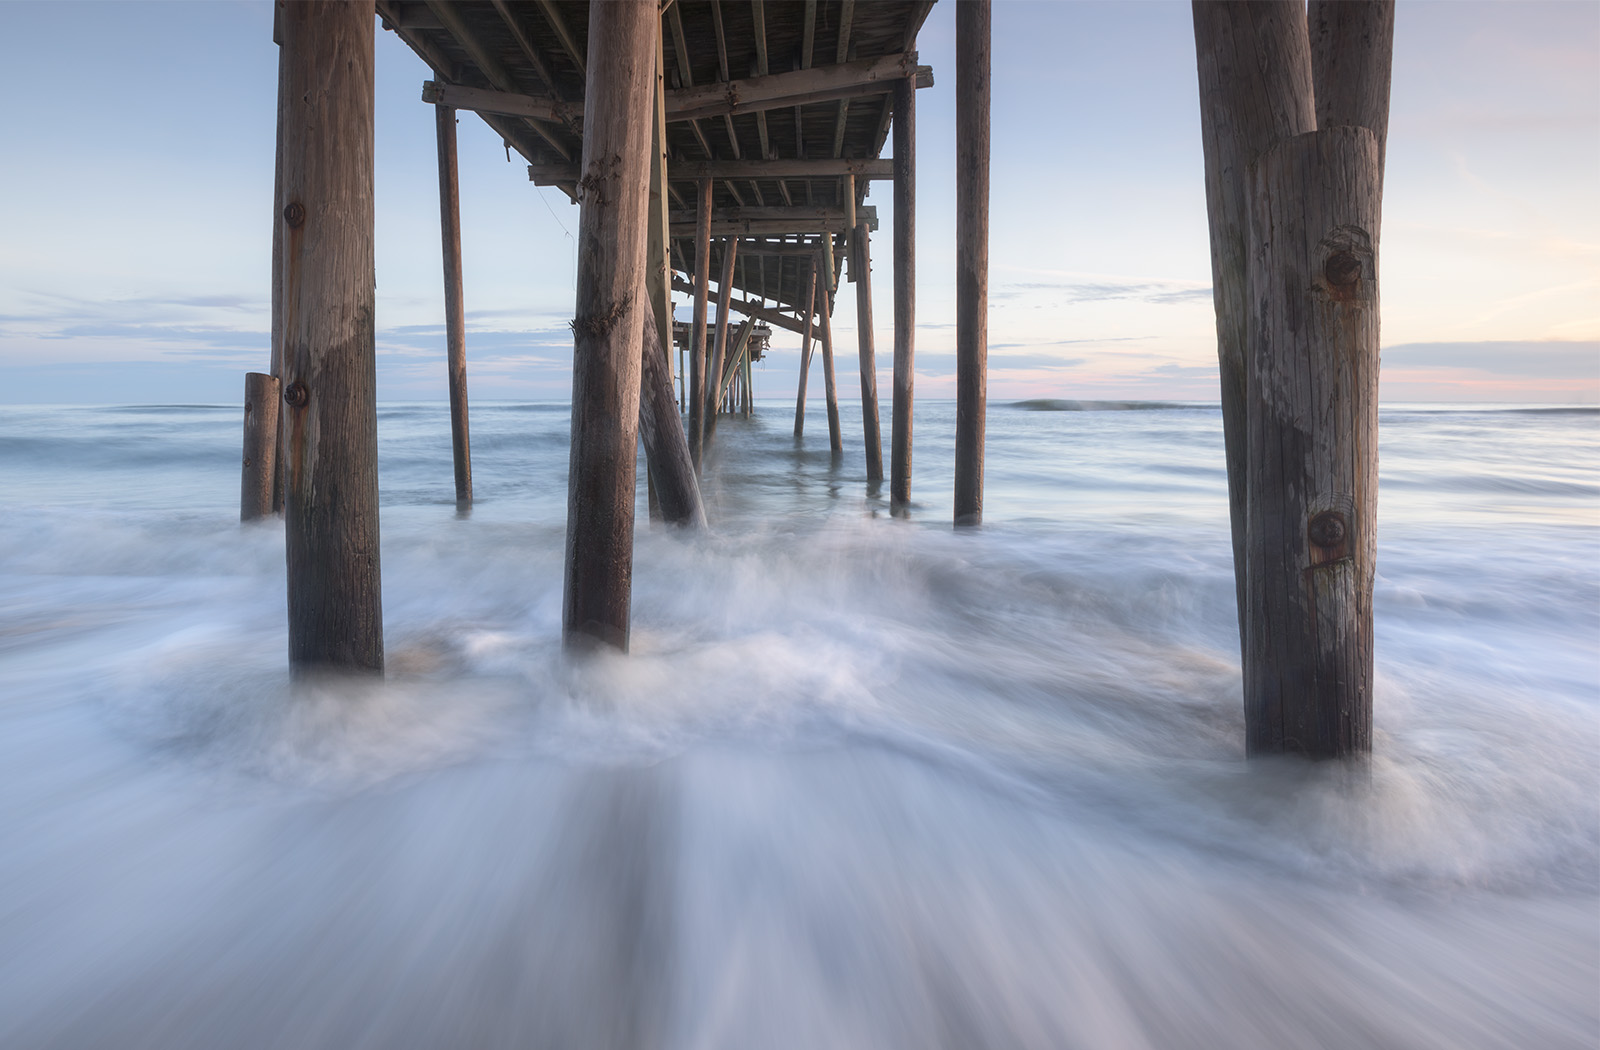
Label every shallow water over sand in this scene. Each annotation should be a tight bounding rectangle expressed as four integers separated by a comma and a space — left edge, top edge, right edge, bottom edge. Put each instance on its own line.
0, 400, 1595, 1048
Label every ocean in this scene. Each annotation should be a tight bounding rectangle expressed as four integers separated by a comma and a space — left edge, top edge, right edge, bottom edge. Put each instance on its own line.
0, 398, 1595, 1048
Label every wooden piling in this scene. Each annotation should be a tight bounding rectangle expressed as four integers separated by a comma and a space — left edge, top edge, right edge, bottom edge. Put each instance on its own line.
1191, 1, 1316, 656
435, 103, 473, 505
953, 0, 990, 526
703, 238, 738, 444
793, 259, 818, 437
689, 177, 712, 469
890, 75, 916, 508
1244, 126, 1381, 757
240, 372, 279, 522
1310, 0, 1394, 190
852, 223, 884, 480
278, 0, 383, 675
562, 0, 657, 652
819, 268, 843, 453
270, 10, 287, 515
638, 305, 706, 528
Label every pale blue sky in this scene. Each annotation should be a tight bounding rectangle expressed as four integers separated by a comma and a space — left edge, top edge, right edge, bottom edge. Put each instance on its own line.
1, 0, 1595, 403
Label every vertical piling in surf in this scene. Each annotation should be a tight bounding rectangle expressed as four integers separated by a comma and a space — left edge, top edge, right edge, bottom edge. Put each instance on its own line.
703, 239, 738, 445
638, 306, 706, 528
240, 372, 280, 522
852, 223, 884, 481
689, 178, 712, 470
793, 259, 818, 437
819, 257, 844, 453
562, 0, 657, 652
278, 0, 383, 675
890, 75, 916, 510
269, 4, 287, 515
1191, 1, 1317, 660
435, 103, 473, 506
954, 0, 990, 527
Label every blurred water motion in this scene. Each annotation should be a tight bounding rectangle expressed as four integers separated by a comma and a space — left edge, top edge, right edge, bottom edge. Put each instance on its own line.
0, 401, 1595, 1049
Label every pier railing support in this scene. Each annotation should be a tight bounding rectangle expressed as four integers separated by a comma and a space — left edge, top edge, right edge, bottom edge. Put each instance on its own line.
954, 0, 990, 526
852, 223, 884, 481
890, 74, 916, 509
278, 0, 383, 675
562, 0, 657, 652
435, 103, 473, 506
793, 259, 817, 437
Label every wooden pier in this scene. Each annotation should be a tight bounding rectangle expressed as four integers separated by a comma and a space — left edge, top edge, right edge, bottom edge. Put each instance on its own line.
243, 0, 1392, 759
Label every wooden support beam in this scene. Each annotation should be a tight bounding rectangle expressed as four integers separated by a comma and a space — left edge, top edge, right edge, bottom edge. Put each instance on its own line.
240, 372, 279, 522
535, 0, 586, 78
489, 0, 564, 104
1244, 126, 1382, 757
690, 178, 712, 469
830, 0, 856, 160
669, 217, 872, 238
669, 52, 930, 121
890, 75, 916, 510
704, 238, 739, 444
794, 259, 817, 436
954, 0, 990, 526
669, 205, 872, 226
853, 223, 883, 482
819, 268, 843, 452
1192, 1, 1317, 668
639, 305, 706, 528
424, 80, 565, 125
670, 276, 810, 335
279, 0, 383, 675
752, 0, 771, 164
436, 104, 473, 506
714, 320, 753, 412
270, 25, 287, 514
530, 157, 891, 185
563, 0, 655, 653
425, 0, 572, 161
1310, 0, 1395, 188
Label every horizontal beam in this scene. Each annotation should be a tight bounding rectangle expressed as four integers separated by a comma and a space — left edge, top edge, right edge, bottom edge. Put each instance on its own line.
671, 276, 810, 335
528, 157, 893, 186
424, 54, 933, 128
667, 53, 934, 122
667, 205, 871, 226
669, 217, 873, 238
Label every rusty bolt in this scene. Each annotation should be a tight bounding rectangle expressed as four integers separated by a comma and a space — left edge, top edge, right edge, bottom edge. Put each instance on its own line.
1324, 251, 1361, 287
283, 201, 305, 229
1308, 511, 1347, 547
283, 380, 309, 407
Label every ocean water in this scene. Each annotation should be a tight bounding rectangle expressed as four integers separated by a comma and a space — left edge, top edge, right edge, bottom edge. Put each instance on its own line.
0, 397, 1595, 1049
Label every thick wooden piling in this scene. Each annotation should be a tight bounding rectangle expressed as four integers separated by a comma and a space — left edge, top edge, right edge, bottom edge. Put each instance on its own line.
819, 268, 843, 452
703, 238, 738, 445
793, 259, 818, 437
890, 75, 916, 509
689, 178, 712, 470
953, 0, 990, 526
435, 103, 473, 505
1309, 0, 1394, 188
270, 11, 287, 515
562, 0, 657, 652
278, 1, 383, 675
1244, 126, 1381, 757
852, 223, 884, 480
240, 372, 279, 522
1191, 1, 1316, 655
638, 308, 706, 528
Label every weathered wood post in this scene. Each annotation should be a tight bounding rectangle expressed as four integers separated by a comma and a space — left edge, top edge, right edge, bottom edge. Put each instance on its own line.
1192, 1, 1317, 657
852, 223, 884, 481
890, 74, 916, 509
818, 260, 844, 453
240, 372, 279, 521
1244, 125, 1382, 757
270, 4, 287, 515
703, 239, 738, 444
953, 0, 990, 527
1310, 0, 1394, 189
689, 178, 712, 469
562, 0, 657, 652
278, 0, 383, 675
638, 307, 706, 528
435, 103, 473, 505
793, 259, 817, 437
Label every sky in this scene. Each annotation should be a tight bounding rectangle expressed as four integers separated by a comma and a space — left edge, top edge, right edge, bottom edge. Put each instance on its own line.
1, 0, 1595, 404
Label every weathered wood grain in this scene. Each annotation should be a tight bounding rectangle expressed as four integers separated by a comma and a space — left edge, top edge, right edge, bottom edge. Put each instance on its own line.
278, 0, 383, 675
1244, 126, 1381, 757
690, 177, 712, 470
852, 223, 884, 481
638, 309, 706, 528
953, 0, 990, 527
703, 238, 739, 445
1309, 0, 1394, 190
562, 0, 657, 652
435, 103, 473, 506
890, 75, 916, 509
793, 259, 818, 437
819, 272, 843, 452
240, 372, 279, 522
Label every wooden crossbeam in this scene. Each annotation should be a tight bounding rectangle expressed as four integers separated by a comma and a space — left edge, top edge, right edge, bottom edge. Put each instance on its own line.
670, 276, 810, 335
424, 55, 932, 127
528, 157, 891, 185
668, 204, 875, 226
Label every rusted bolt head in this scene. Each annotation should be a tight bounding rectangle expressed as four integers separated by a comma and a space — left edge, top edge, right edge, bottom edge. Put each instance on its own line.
283, 380, 309, 407
1324, 251, 1361, 287
1309, 511, 1347, 547
283, 201, 305, 229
